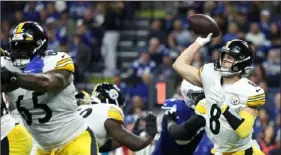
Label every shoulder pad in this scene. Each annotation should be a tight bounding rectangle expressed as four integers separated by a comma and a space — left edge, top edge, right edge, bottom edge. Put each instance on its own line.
44, 50, 58, 56
162, 98, 184, 110
243, 79, 265, 107
42, 52, 75, 73
107, 105, 124, 123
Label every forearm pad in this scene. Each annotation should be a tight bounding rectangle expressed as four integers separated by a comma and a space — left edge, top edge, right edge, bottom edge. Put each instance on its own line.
223, 106, 254, 139
167, 114, 206, 140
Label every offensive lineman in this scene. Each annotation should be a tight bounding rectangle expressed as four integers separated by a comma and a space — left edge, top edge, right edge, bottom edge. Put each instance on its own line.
1, 21, 98, 155
1, 48, 33, 155
77, 82, 158, 152
173, 34, 265, 154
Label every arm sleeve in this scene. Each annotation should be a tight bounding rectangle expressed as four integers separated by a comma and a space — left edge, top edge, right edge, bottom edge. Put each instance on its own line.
222, 106, 255, 139
167, 114, 206, 140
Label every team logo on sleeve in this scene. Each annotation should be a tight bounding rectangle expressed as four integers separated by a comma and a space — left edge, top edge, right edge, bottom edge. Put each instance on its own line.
231, 95, 240, 105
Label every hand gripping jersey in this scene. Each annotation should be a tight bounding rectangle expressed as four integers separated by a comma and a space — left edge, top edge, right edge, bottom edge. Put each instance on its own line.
77, 103, 124, 147
1, 51, 87, 150
199, 63, 265, 153
152, 98, 205, 155
1, 93, 16, 140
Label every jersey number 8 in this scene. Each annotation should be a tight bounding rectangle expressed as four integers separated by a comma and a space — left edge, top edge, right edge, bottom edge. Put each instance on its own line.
16, 92, 52, 125
209, 104, 221, 135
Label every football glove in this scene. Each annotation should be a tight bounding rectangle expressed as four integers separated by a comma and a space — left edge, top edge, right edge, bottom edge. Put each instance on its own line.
195, 33, 213, 47
163, 105, 177, 122
1, 67, 17, 84
144, 113, 157, 137
132, 117, 144, 136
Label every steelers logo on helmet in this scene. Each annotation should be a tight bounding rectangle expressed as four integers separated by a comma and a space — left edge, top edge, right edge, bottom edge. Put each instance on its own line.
93, 82, 125, 107
108, 89, 119, 100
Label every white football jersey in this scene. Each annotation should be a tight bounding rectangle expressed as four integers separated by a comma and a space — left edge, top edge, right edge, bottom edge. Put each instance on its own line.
199, 63, 265, 153
1, 93, 16, 140
1, 51, 87, 150
77, 103, 124, 147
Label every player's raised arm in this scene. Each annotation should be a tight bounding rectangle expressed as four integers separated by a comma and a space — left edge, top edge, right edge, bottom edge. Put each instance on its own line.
172, 33, 212, 87
1, 67, 73, 92
105, 114, 157, 151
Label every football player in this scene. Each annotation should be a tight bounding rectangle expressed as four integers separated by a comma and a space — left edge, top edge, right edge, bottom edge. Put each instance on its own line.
77, 82, 158, 152
1, 21, 98, 155
75, 90, 91, 105
173, 34, 265, 154
152, 80, 206, 155
1, 93, 33, 155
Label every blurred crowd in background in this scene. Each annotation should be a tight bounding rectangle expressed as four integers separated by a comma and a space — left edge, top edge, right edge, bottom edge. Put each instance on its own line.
1, 1, 280, 155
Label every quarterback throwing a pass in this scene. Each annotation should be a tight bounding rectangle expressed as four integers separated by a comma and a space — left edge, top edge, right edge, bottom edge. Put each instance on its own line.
1, 21, 97, 155
173, 34, 265, 155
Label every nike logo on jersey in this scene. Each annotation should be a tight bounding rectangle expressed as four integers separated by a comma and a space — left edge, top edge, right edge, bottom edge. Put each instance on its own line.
256, 89, 261, 92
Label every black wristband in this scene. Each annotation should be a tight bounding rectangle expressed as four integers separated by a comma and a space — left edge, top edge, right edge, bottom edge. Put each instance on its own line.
222, 106, 244, 130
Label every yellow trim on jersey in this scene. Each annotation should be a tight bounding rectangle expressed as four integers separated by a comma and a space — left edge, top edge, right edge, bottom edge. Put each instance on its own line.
197, 65, 204, 77
54, 63, 75, 73
16, 22, 27, 33
195, 100, 206, 114
56, 58, 72, 65
108, 106, 124, 123
235, 110, 255, 139
247, 93, 265, 107
54, 58, 75, 72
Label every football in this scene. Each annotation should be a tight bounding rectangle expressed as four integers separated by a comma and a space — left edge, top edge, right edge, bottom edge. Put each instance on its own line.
187, 14, 220, 38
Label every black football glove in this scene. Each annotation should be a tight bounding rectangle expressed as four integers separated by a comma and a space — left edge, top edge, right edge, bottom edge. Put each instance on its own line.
163, 106, 177, 122
1, 67, 17, 85
144, 113, 157, 137
132, 117, 144, 136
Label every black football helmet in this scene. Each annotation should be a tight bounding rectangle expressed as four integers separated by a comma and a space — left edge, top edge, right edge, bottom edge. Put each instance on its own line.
214, 39, 254, 76
92, 82, 125, 107
75, 90, 91, 106
9, 21, 48, 67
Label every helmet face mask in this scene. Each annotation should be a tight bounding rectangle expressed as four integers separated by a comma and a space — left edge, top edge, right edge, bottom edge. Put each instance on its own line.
9, 21, 48, 68
180, 80, 205, 108
186, 90, 205, 108
214, 39, 254, 77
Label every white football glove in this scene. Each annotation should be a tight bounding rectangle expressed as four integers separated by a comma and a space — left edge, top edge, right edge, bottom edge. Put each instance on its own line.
195, 33, 213, 47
